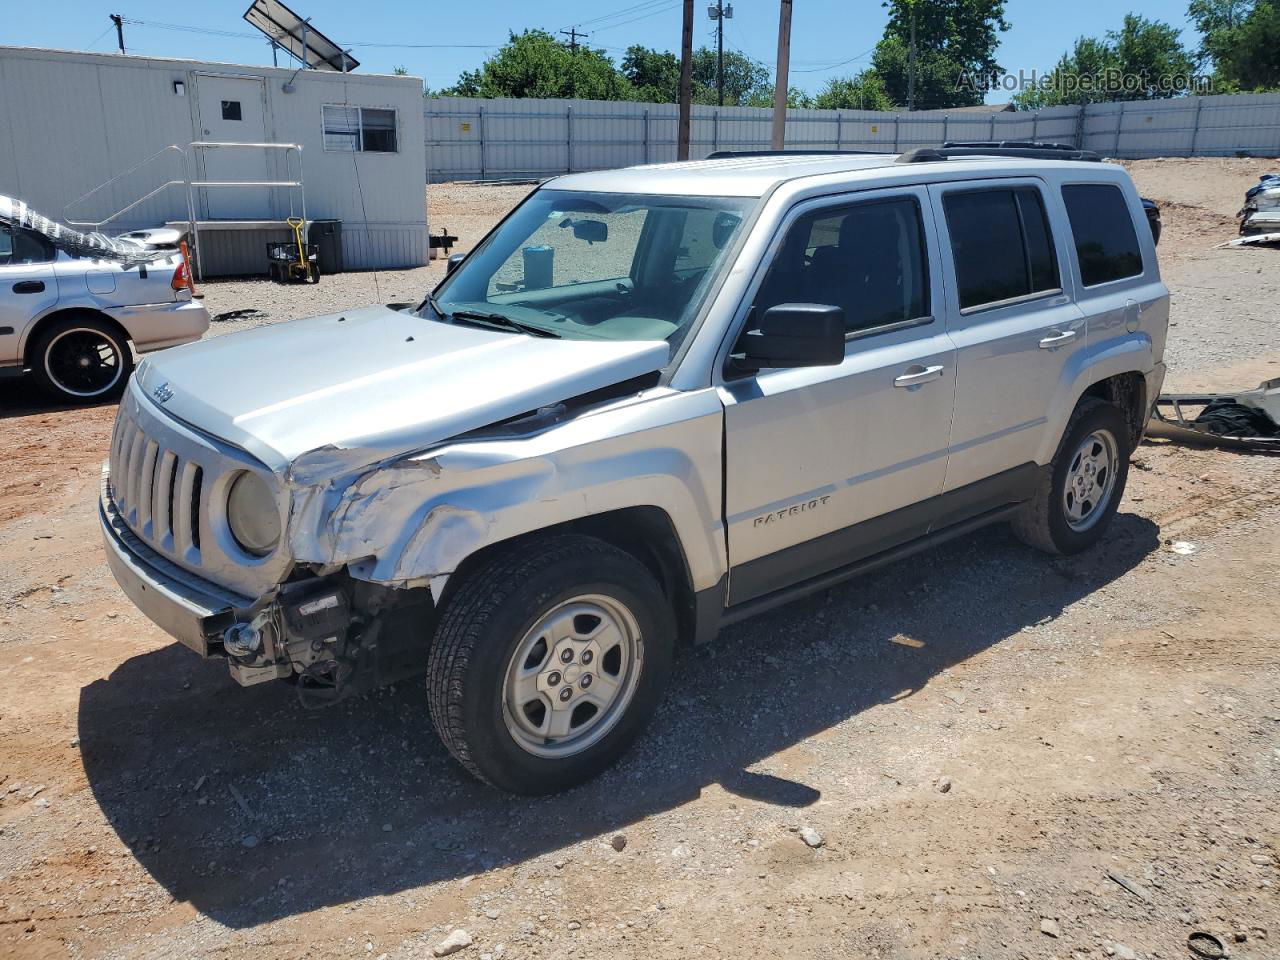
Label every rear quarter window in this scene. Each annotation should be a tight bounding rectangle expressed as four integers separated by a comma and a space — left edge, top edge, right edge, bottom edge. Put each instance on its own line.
1061, 183, 1144, 287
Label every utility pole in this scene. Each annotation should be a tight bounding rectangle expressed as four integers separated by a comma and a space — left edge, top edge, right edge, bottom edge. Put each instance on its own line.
771, 0, 792, 150
560, 28, 587, 98
110, 14, 125, 55
678, 0, 694, 161
906, 0, 917, 111
707, 1, 734, 107
559, 28, 587, 54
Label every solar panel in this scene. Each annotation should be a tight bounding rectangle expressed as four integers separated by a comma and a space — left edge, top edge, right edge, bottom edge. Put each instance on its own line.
243, 0, 359, 72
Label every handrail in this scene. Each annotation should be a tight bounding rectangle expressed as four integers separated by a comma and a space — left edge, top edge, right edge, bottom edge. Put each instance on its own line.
60, 141, 305, 281
63, 144, 189, 228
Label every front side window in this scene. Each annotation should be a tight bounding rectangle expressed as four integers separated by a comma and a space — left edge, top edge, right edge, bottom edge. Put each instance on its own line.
945, 187, 1060, 310
1062, 183, 1144, 286
323, 105, 398, 153
753, 196, 930, 335
431, 190, 753, 345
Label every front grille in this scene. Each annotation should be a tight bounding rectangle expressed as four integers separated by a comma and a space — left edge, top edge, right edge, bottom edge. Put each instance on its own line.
109, 411, 204, 563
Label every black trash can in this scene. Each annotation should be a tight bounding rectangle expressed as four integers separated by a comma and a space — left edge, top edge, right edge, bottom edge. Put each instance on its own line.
309, 220, 344, 275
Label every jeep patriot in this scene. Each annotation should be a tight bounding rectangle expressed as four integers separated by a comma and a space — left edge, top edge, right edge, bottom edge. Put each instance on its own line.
100, 146, 1168, 793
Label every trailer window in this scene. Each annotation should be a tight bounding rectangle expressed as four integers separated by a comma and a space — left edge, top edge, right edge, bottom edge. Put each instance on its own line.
323, 105, 399, 153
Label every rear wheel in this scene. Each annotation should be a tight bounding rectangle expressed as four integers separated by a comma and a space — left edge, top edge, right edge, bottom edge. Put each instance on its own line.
1012, 397, 1131, 554
427, 535, 674, 794
31, 315, 133, 404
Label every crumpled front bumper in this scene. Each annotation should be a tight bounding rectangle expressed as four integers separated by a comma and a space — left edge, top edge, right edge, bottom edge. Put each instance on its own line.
99, 468, 248, 657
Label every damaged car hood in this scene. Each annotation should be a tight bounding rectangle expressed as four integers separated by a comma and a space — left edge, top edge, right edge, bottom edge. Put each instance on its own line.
133, 304, 670, 474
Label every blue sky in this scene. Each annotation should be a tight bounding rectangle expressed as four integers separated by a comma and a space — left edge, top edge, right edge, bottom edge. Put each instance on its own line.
10, 1, 1200, 102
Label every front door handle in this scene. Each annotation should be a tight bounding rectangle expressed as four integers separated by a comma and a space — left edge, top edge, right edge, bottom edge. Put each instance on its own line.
894, 364, 945, 388
13, 280, 45, 294
1039, 329, 1078, 349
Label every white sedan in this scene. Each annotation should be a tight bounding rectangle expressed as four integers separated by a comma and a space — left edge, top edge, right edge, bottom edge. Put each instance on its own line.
0, 218, 209, 404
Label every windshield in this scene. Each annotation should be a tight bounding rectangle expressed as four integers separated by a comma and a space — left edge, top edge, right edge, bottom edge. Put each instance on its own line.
429, 190, 754, 345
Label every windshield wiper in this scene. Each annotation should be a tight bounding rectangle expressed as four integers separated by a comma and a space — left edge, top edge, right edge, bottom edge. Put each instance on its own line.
449, 309, 561, 339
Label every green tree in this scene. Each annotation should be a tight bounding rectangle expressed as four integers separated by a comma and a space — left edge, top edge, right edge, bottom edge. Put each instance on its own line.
690, 48, 772, 105
810, 71, 895, 111
439, 30, 632, 100
621, 45, 681, 102
620, 44, 771, 106
1013, 15, 1195, 107
1204, 0, 1280, 90
744, 86, 815, 108
872, 0, 1010, 109
1187, 0, 1255, 68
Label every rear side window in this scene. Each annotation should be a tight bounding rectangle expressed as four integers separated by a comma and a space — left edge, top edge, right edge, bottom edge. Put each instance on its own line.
1062, 183, 1144, 286
754, 196, 930, 335
944, 188, 1060, 311
0, 228, 53, 265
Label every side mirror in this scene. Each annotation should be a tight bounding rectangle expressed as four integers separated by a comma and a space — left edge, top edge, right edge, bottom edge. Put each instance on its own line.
446, 252, 465, 275
737, 303, 845, 371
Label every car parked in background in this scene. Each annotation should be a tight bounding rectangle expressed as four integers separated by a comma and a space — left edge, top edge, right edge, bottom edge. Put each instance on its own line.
0, 221, 208, 404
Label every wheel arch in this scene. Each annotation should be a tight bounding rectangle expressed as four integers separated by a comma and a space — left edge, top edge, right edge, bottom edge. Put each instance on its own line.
1037, 334, 1155, 465
437, 506, 701, 648
21, 306, 132, 368
1080, 371, 1147, 450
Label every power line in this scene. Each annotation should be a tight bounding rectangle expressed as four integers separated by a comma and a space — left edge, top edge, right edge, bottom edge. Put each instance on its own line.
567, 0, 677, 32
791, 47, 877, 73
121, 18, 499, 49
590, 2, 683, 35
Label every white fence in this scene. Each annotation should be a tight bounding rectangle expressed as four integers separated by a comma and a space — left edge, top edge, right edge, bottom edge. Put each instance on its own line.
425, 92, 1280, 181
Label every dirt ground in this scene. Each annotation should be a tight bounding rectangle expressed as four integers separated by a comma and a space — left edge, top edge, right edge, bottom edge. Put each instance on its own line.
1, 160, 1278, 960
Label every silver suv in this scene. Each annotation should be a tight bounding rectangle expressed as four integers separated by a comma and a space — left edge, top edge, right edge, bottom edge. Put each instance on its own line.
100, 147, 1168, 793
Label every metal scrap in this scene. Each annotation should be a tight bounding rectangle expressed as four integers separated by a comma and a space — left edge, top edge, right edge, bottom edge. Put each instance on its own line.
1148, 378, 1280, 450
1237, 172, 1280, 236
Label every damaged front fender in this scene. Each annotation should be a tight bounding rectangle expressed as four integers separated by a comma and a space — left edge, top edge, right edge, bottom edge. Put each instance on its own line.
286, 387, 728, 599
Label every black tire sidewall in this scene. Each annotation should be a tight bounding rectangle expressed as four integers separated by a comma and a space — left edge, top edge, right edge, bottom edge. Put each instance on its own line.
33, 316, 133, 404
1046, 403, 1131, 553
454, 551, 674, 794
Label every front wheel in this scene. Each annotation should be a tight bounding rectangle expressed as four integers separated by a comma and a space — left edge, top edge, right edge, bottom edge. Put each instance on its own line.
427, 535, 675, 794
1012, 397, 1131, 554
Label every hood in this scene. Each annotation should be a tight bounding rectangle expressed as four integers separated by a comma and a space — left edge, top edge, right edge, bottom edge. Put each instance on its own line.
134, 304, 670, 475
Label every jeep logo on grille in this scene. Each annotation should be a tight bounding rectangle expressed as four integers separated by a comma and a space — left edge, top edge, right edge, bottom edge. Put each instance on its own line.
152, 382, 174, 404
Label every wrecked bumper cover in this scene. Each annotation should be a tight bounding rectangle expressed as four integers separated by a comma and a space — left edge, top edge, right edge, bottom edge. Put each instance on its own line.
99, 472, 246, 658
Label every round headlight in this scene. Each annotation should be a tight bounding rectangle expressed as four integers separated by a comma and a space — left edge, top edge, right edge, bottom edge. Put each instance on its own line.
226, 471, 280, 556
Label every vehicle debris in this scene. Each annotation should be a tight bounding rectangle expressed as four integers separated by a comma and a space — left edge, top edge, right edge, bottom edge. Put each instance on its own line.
1238, 172, 1280, 235
1148, 378, 1280, 449
1187, 931, 1226, 959
1218, 232, 1280, 248
1106, 868, 1153, 903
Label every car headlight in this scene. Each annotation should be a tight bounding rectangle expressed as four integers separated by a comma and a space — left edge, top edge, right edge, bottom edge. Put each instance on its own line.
226, 471, 280, 556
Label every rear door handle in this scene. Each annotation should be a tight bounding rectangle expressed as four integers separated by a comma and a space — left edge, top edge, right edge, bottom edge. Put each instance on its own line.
1039, 329, 1078, 348
13, 280, 45, 294
894, 364, 945, 388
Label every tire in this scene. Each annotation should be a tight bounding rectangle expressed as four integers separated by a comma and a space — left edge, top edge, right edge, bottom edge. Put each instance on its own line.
427, 534, 675, 794
30, 314, 133, 404
1012, 397, 1131, 555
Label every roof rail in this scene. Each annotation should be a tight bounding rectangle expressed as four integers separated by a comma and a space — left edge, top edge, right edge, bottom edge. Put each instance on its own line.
705, 149, 887, 159
898, 142, 1102, 163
